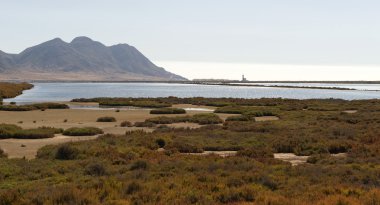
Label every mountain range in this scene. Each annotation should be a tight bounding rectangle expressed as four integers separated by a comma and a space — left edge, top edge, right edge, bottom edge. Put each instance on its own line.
0, 37, 186, 81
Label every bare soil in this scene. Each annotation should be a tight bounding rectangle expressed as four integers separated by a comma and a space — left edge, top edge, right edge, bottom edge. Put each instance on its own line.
0, 134, 97, 159
0, 103, 232, 159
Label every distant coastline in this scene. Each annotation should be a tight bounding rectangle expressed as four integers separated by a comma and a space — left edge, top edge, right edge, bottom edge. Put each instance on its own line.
1, 80, 378, 91
1, 80, 380, 84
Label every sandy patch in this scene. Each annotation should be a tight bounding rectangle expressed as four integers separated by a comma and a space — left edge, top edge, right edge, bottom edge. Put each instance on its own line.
342, 110, 358, 114
274, 153, 309, 166
274, 153, 347, 166
331, 153, 347, 158
0, 104, 218, 135
255, 116, 280, 122
0, 134, 98, 159
185, 151, 237, 157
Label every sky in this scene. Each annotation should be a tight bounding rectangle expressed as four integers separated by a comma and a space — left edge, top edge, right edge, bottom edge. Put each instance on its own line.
1, 0, 379, 80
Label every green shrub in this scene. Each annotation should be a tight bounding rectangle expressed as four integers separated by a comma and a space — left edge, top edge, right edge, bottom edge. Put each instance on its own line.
0, 124, 22, 138
214, 106, 247, 114
97, 116, 116, 122
145, 114, 222, 125
215, 106, 276, 118
85, 162, 107, 176
125, 182, 142, 195
0, 82, 33, 98
32, 103, 69, 109
0, 105, 34, 111
205, 102, 232, 107
169, 141, 204, 153
156, 138, 166, 148
237, 147, 273, 158
146, 116, 186, 124
99, 100, 171, 108
189, 113, 223, 125
0, 124, 61, 139
150, 108, 186, 114
0, 103, 68, 111
134, 121, 156, 128
63, 127, 104, 136
225, 115, 250, 121
130, 160, 148, 170
217, 186, 257, 203
12, 128, 59, 139
55, 144, 79, 160
120, 121, 133, 127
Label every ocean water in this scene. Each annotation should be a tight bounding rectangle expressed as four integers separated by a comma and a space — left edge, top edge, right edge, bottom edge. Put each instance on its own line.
4, 83, 380, 104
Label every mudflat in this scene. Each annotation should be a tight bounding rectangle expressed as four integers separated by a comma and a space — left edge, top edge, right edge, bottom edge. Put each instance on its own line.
0, 103, 234, 159
0, 103, 222, 133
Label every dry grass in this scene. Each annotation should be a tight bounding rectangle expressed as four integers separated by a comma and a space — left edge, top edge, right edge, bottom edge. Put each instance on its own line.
254, 116, 280, 121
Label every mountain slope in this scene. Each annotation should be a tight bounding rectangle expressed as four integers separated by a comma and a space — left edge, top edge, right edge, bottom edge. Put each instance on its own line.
0, 37, 186, 81
0, 51, 16, 71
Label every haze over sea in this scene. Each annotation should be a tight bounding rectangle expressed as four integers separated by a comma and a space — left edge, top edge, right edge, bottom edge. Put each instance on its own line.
4, 83, 380, 104
157, 61, 380, 81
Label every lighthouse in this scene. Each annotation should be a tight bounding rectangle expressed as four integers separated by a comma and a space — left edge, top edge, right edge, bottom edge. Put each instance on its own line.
241, 74, 247, 82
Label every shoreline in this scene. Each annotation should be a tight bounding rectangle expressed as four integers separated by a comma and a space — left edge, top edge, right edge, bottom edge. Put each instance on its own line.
2, 81, 380, 92
2, 80, 380, 84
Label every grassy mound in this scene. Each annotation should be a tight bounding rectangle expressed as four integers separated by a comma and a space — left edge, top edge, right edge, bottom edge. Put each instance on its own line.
140, 113, 223, 127
120, 121, 133, 127
0, 124, 62, 139
0, 82, 33, 99
96, 117, 116, 122
63, 127, 104, 136
100, 100, 171, 108
0, 103, 69, 111
150, 108, 186, 114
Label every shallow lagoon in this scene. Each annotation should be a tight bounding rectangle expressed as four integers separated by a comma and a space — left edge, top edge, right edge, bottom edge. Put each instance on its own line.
4, 82, 380, 103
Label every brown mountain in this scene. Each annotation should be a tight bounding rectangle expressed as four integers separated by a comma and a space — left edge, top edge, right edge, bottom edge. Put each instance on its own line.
0, 37, 186, 81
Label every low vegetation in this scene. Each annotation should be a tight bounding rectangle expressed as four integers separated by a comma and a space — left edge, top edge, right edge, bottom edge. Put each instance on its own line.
72, 97, 367, 111
0, 103, 69, 111
150, 107, 186, 114
0, 124, 62, 139
142, 113, 223, 126
96, 116, 116, 122
134, 121, 156, 128
0, 82, 33, 100
73, 98, 172, 108
62, 127, 104, 136
2, 98, 380, 204
120, 121, 133, 127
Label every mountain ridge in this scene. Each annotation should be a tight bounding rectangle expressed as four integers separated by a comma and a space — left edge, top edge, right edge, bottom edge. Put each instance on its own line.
0, 37, 186, 81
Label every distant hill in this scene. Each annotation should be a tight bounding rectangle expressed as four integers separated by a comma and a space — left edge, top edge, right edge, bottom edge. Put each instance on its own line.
0, 37, 186, 81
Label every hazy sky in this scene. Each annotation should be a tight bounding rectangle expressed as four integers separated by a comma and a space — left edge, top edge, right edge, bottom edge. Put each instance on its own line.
1, 0, 379, 80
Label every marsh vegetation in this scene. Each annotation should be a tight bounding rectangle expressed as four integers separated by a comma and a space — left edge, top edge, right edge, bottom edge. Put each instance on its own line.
2, 97, 380, 204
0, 82, 33, 100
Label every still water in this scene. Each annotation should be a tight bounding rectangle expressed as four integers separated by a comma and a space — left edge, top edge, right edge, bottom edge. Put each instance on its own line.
4, 83, 380, 103
233, 83, 380, 91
